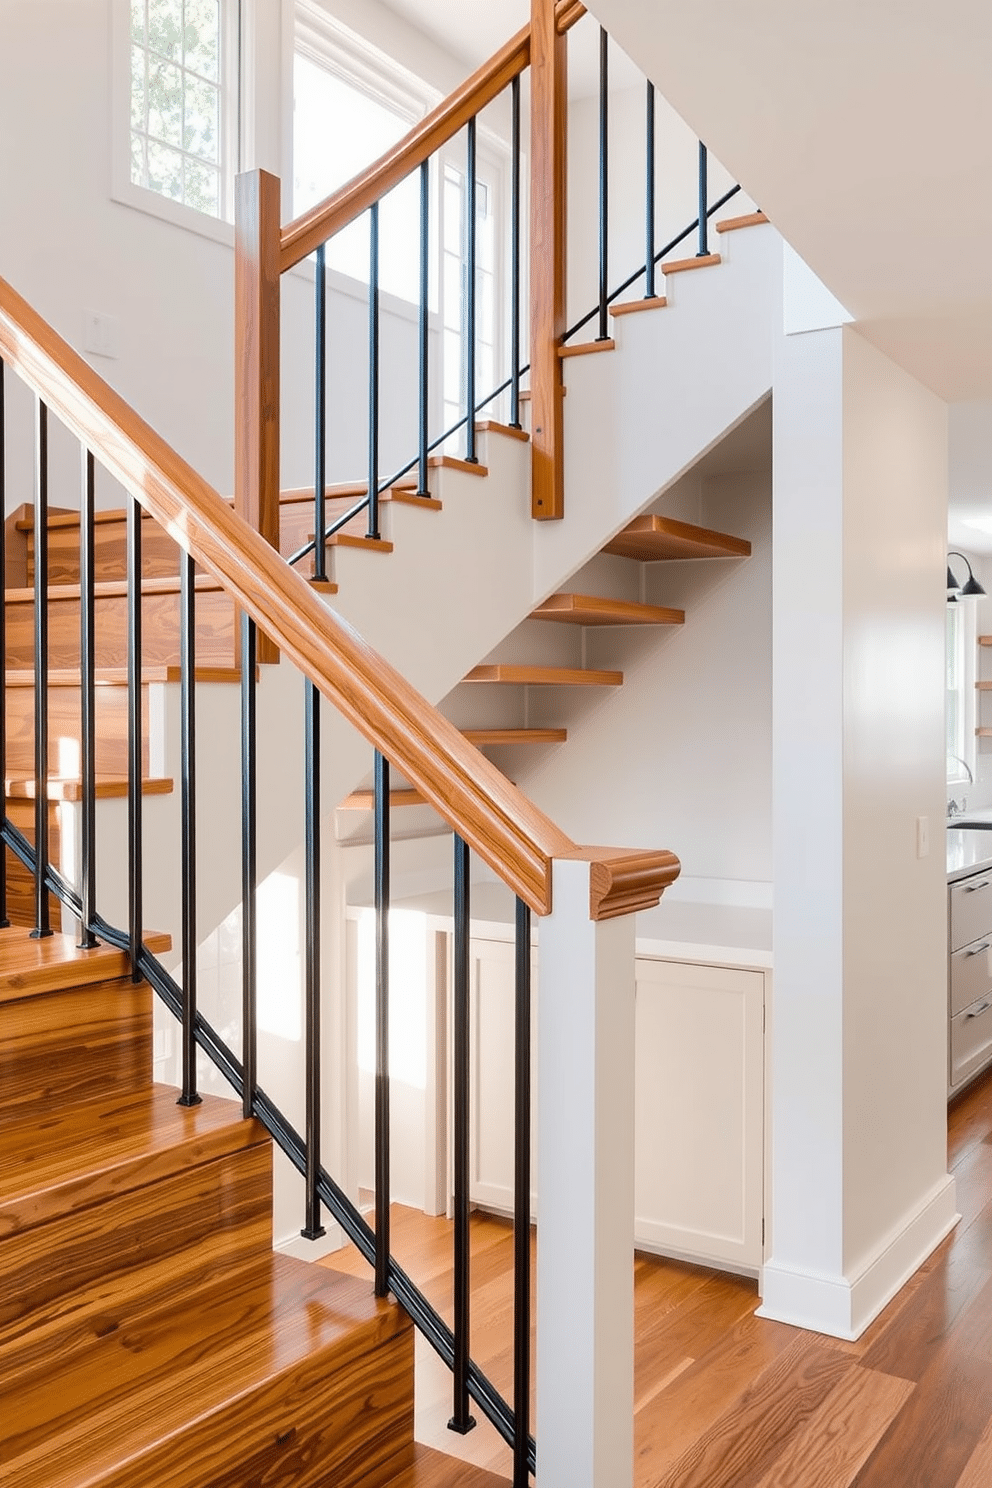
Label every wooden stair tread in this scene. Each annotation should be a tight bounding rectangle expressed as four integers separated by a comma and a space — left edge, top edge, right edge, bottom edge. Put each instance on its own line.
0, 1084, 262, 1217
386, 1444, 510, 1487
716, 210, 769, 232
4, 775, 173, 802
5, 574, 223, 605
475, 420, 529, 443
0, 1254, 409, 1488
464, 665, 623, 686
326, 533, 395, 554
978, 636, 992, 647
529, 593, 685, 626
609, 295, 668, 317
428, 455, 489, 477
278, 479, 418, 505
660, 251, 722, 274
4, 666, 250, 687
339, 788, 431, 811
461, 728, 567, 745
0, 927, 169, 1005
558, 338, 615, 358
603, 515, 751, 562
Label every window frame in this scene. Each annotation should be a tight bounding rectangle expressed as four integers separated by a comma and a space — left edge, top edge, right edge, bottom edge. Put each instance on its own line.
111, 0, 242, 244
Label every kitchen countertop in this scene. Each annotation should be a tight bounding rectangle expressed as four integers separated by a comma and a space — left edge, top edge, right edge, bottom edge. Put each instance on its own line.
348, 882, 773, 970
947, 826, 992, 883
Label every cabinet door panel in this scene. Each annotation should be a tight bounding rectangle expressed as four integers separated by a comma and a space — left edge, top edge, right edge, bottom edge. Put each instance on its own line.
633, 959, 763, 1270
951, 994, 992, 1091
950, 874, 992, 952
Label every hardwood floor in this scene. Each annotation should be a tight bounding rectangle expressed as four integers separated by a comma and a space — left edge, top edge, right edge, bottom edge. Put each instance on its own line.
321, 1067, 992, 1486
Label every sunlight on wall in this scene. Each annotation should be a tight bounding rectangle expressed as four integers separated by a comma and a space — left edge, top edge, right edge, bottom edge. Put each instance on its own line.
257, 872, 303, 1043
356, 908, 427, 1090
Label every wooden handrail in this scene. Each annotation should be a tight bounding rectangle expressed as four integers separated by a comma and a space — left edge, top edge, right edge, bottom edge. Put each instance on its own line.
279, 0, 583, 273
0, 274, 677, 921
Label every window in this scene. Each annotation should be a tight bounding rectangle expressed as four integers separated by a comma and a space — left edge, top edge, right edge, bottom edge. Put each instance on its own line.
947, 602, 977, 783
128, 0, 238, 220
441, 162, 498, 442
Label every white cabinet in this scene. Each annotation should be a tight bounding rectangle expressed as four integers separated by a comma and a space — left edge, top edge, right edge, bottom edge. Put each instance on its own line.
633, 958, 764, 1271
463, 936, 765, 1273
949, 868, 992, 1095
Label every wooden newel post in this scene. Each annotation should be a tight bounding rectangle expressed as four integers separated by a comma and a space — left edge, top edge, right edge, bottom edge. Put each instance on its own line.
235, 168, 281, 665
530, 0, 567, 521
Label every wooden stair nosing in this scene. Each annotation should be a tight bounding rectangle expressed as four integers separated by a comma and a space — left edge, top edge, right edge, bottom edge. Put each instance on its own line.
427, 454, 489, 477
602, 514, 752, 562
0, 1085, 264, 1227
0, 1255, 413, 1488
558, 338, 616, 359
609, 295, 668, 317
715, 210, 769, 233
463, 664, 624, 687
475, 420, 530, 443
326, 533, 395, 554
660, 252, 722, 275
0, 928, 170, 1004
4, 665, 254, 688
529, 593, 685, 626
461, 728, 568, 746
4, 774, 173, 803
4, 574, 223, 606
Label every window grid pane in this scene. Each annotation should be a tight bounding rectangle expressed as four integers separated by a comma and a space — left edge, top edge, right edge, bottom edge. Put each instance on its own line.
131, 0, 224, 216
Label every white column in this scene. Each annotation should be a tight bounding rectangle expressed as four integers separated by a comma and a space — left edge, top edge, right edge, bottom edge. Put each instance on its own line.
536, 858, 636, 1488
763, 309, 956, 1338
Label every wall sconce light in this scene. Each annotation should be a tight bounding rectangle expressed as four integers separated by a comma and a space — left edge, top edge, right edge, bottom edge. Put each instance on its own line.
948, 551, 986, 602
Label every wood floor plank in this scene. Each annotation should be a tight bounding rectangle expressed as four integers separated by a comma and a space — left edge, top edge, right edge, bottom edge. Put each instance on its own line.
954, 1414, 992, 1488
851, 1350, 992, 1488
750, 1366, 914, 1488
385, 1443, 510, 1486
652, 1338, 851, 1488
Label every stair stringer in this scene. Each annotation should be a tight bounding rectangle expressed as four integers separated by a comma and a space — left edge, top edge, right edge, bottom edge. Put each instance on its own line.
535, 220, 779, 599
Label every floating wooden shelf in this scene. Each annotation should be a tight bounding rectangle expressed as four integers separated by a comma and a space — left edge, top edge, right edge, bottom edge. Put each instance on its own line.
661, 252, 722, 275
339, 787, 430, 810
464, 664, 623, 686
603, 515, 751, 562
558, 338, 615, 359
461, 728, 568, 746
4, 775, 173, 802
609, 295, 668, 317
529, 593, 684, 626
716, 211, 769, 233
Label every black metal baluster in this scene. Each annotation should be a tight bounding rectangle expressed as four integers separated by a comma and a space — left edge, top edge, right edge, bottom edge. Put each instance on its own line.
368, 202, 381, 540
374, 749, 391, 1296
314, 243, 327, 582
78, 449, 97, 950
126, 496, 142, 975
449, 832, 476, 1434
597, 27, 609, 340
513, 896, 532, 1487
178, 550, 201, 1105
31, 398, 52, 939
417, 160, 430, 497
697, 141, 709, 257
302, 678, 325, 1239
510, 76, 522, 429
0, 363, 9, 930
645, 82, 656, 300
241, 614, 257, 1119
464, 118, 478, 464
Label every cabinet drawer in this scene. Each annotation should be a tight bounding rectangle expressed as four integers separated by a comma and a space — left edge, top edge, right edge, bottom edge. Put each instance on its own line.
950, 873, 992, 952
951, 994, 992, 1090
951, 938, 992, 1016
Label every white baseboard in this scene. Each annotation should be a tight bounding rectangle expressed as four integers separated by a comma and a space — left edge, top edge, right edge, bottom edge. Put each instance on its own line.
275, 1221, 345, 1262
757, 1175, 959, 1339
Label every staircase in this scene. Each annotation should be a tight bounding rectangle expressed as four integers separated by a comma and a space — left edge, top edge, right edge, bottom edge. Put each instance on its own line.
0, 926, 510, 1486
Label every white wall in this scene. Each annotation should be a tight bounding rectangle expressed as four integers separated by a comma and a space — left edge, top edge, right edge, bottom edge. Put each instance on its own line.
500, 461, 771, 899
567, 84, 754, 326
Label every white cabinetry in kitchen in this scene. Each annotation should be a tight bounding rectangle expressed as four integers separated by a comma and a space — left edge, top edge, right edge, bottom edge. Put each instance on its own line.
948, 867, 992, 1094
